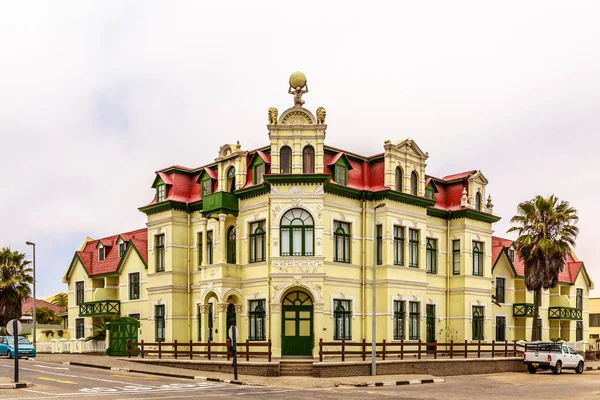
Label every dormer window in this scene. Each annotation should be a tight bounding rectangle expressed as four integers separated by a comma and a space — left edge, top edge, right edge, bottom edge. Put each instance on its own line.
98, 245, 105, 261
118, 240, 126, 257
508, 248, 515, 262
254, 163, 265, 184
202, 178, 212, 196
335, 165, 347, 185
425, 187, 434, 200
157, 184, 166, 202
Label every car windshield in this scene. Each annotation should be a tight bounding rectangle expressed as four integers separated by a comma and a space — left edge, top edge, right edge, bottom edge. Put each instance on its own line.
7, 337, 31, 345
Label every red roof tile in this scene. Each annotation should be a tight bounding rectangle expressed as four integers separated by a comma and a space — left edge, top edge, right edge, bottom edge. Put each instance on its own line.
74, 228, 148, 276
491, 236, 585, 284
22, 297, 66, 314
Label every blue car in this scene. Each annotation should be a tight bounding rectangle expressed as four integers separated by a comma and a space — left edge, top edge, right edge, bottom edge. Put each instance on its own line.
0, 336, 37, 358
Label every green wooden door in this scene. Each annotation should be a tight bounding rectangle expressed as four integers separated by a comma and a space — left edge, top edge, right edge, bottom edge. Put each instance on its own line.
107, 317, 139, 356
281, 291, 313, 356
426, 304, 436, 351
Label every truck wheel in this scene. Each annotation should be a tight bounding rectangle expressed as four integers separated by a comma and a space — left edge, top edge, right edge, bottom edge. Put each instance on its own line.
553, 361, 562, 375
576, 362, 584, 374
527, 365, 538, 374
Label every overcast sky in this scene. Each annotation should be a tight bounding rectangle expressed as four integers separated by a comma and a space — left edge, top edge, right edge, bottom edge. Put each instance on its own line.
1, 1, 599, 298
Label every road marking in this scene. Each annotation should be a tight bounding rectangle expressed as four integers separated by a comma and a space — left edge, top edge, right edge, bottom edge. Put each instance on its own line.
39, 377, 78, 385
34, 364, 70, 370
111, 374, 158, 380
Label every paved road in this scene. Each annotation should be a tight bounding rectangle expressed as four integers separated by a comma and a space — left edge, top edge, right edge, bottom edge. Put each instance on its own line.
2, 357, 600, 399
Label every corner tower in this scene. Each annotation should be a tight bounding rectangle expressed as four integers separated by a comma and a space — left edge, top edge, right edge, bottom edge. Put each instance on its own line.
268, 71, 327, 175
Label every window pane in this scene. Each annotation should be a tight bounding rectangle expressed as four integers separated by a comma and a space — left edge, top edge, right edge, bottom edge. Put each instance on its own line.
281, 228, 290, 256
280, 146, 292, 174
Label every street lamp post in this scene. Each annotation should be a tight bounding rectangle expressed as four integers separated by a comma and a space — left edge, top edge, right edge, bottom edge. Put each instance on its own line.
372, 202, 386, 376
25, 241, 36, 350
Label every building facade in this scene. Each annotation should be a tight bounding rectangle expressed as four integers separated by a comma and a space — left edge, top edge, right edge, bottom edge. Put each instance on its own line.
63, 76, 594, 357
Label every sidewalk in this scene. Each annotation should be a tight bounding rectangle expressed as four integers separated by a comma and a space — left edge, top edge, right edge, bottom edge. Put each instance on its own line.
34, 354, 445, 388
0, 377, 33, 389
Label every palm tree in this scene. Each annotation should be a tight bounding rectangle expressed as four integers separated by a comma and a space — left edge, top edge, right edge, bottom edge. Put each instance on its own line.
0, 248, 33, 327
508, 195, 579, 341
51, 292, 69, 308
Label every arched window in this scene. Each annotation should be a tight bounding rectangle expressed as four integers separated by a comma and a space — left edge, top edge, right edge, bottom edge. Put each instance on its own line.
475, 192, 482, 211
280, 146, 292, 174
227, 167, 236, 192
280, 208, 314, 256
227, 226, 236, 264
333, 221, 350, 263
395, 167, 403, 191
410, 171, 418, 196
303, 146, 315, 174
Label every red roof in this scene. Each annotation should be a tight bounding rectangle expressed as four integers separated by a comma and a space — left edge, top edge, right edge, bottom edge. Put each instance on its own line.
442, 170, 477, 181
22, 297, 66, 315
491, 236, 585, 284
74, 228, 148, 276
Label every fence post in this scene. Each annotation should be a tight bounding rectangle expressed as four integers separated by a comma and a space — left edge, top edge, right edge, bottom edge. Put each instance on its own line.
246, 339, 250, 362
362, 338, 366, 362
492, 340, 495, 358
141, 340, 144, 359
505, 340, 508, 357
400, 339, 404, 360
477, 340, 481, 358
174, 340, 178, 359
418, 339, 421, 360
434, 340, 437, 359
227, 338, 231, 361
382, 339, 386, 361
189, 340, 193, 360
158, 341, 162, 359
513, 340, 517, 357
464, 340, 468, 358
341, 338, 345, 362
319, 338, 323, 362
450, 340, 453, 359
208, 339, 211, 360
268, 339, 272, 362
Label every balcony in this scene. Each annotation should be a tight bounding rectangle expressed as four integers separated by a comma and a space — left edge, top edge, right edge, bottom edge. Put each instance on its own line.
548, 306, 582, 320
202, 192, 238, 217
513, 303, 534, 317
79, 300, 121, 317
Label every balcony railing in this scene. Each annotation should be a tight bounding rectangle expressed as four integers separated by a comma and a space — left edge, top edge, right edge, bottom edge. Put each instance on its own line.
513, 303, 535, 318
79, 300, 121, 317
548, 306, 582, 320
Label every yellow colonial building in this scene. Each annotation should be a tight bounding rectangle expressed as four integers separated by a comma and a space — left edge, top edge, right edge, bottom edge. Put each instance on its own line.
63, 73, 594, 357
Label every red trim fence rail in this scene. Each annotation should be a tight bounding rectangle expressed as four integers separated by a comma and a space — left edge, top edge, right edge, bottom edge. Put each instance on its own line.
127, 339, 272, 362
318, 339, 524, 362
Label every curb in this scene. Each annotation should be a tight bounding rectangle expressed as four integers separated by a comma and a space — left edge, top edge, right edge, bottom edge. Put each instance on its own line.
0, 381, 33, 389
585, 366, 600, 371
63, 362, 255, 386
337, 378, 445, 387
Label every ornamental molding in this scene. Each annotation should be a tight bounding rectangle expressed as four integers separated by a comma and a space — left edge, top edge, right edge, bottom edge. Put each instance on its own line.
271, 186, 280, 194
272, 259, 322, 273
314, 184, 324, 194
291, 198, 303, 207
270, 304, 281, 314
289, 185, 304, 194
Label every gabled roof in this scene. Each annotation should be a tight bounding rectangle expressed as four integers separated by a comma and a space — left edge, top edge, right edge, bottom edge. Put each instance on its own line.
65, 228, 148, 279
327, 152, 353, 169
491, 236, 593, 287
22, 297, 66, 315
441, 170, 478, 182
392, 138, 429, 159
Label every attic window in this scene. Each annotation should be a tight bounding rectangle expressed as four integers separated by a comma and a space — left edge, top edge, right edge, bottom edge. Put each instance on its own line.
202, 178, 212, 196
425, 186, 434, 200
508, 248, 515, 262
157, 184, 166, 202
335, 165, 347, 185
119, 240, 127, 257
410, 171, 418, 196
254, 163, 265, 184
98, 245, 105, 261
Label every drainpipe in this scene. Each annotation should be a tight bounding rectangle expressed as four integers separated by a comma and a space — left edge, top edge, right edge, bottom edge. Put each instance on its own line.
187, 204, 192, 341
267, 195, 272, 340
446, 211, 451, 341
361, 197, 367, 340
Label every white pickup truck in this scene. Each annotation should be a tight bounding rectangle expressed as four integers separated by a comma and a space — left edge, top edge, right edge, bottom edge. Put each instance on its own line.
523, 341, 584, 374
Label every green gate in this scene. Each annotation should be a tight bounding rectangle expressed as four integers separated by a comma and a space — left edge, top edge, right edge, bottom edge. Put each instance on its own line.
107, 317, 140, 356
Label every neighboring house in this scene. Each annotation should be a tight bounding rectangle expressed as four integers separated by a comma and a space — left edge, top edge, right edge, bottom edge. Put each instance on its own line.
63, 229, 148, 339
590, 298, 600, 347
63, 79, 594, 357
20, 297, 67, 326
492, 238, 593, 343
